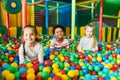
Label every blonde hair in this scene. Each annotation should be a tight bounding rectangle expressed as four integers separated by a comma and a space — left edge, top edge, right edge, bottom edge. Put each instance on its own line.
85, 23, 97, 48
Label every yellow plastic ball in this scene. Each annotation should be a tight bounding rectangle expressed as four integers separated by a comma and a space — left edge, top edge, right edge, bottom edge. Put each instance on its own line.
5, 73, 15, 80
74, 70, 79, 76
11, 62, 18, 68
52, 63, 59, 69
54, 52, 59, 55
56, 73, 62, 77
27, 68, 35, 73
43, 67, 51, 73
62, 74, 68, 80
37, 72, 42, 77
67, 70, 75, 78
52, 69, 60, 74
9, 57, 14, 62
26, 62, 33, 68
60, 56, 65, 62
110, 77, 117, 80
1, 70, 10, 78
97, 56, 102, 62
48, 77, 52, 80
27, 73, 36, 80
64, 63, 70, 67
49, 54, 55, 60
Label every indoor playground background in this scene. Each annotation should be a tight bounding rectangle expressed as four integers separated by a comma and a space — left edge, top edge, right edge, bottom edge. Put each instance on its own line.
0, 0, 120, 80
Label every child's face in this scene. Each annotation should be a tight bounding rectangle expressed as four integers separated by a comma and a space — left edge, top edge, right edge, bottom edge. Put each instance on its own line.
54, 28, 64, 39
23, 27, 37, 44
85, 27, 93, 38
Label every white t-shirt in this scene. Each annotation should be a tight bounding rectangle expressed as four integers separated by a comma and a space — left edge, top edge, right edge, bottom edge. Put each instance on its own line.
77, 36, 98, 51
19, 43, 43, 64
50, 38, 69, 53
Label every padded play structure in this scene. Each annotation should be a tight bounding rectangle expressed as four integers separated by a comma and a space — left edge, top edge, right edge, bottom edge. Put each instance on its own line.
0, 0, 120, 42
0, 0, 120, 80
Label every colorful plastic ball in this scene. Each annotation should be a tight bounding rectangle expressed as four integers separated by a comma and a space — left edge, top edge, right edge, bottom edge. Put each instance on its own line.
32, 59, 40, 65
20, 72, 27, 80
103, 68, 109, 74
70, 66, 76, 70
7, 66, 15, 73
26, 62, 33, 68
49, 54, 55, 60
94, 66, 100, 72
59, 69, 66, 74
27, 73, 36, 80
110, 77, 118, 80
61, 74, 68, 80
64, 67, 70, 73
0, 54, 6, 60
76, 65, 82, 70
11, 62, 18, 68
19, 67, 27, 74
52, 68, 60, 74
52, 63, 59, 69
1, 70, 10, 78
67, 70, 75, 78
5, 73, 15, 80
14, 72, 20, 79
85, 56, 91, 62
0, 61, 4, 67
52, 75, 62, 80
98, 76, 104, 80
35, 76, 42, 80
32, 65, 39, 73
19, 64, 26, 68
41, 71, 49, 79
44, 60, 52, 67
43, 67, 51, 73
82, 68, 89, 74
3, 58, 9, 63
27, 68, 35, 73
37, 72, 42, 78
39, 66, 44, 71
2, 63, 10, 69
98, 71, 103, 76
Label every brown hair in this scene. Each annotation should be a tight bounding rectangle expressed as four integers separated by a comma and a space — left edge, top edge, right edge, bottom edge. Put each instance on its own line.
85, 23, 97, 48
22, 25, 37, 58
22, 25, 37, 35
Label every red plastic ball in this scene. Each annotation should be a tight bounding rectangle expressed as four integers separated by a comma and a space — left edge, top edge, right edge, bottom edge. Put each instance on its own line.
112, 53, 117, 58
32, 59, 40, 65
76, 65, 81, 70
85, 56, 90, 62
21, 72, 27, 80
35, 76, 42, 80
44, 60, 52, 67
52, 76, 62, 80
59, 70, 66, 74
70, 62, 76, 66
98, 76, 104, 80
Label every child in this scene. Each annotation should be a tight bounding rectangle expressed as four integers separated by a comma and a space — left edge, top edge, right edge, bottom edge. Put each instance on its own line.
18, 25, 43, 64
77, 23, 98, 52
50, 25, 70, 54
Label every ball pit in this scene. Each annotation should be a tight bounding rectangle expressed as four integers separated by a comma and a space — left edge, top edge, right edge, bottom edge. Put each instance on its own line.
0, 34, 120, 80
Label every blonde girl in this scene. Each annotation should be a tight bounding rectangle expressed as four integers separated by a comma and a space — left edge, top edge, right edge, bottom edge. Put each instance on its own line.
77, 23, 98, 52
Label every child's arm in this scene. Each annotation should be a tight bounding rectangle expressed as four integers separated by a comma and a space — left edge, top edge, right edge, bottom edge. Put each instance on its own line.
18, 45, 25, 64
50, 48, 55, 54
38, 45, 44, 63
50, 39, 55, 54
77, 39, 83, 52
